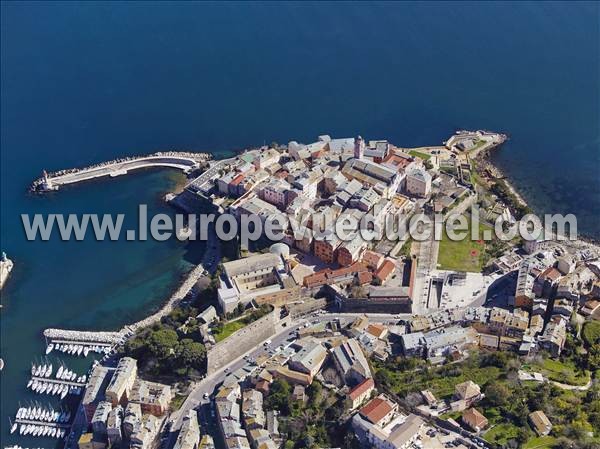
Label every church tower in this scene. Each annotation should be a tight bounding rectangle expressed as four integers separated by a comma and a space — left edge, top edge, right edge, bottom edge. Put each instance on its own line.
354, 135, 365, 159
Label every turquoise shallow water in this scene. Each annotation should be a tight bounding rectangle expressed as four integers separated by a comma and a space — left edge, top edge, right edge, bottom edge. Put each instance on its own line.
1, 2, 599, 446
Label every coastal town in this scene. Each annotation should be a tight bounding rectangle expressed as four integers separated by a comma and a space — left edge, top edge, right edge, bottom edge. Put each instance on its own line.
6, 131, 600, 449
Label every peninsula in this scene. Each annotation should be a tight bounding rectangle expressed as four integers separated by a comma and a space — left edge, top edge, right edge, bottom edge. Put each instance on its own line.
12, 130, 600, 449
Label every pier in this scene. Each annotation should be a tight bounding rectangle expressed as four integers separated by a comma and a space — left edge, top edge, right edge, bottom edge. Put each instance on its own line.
30, 151, 212, 192
14, 419, 70, 429
30, 376, 86, 388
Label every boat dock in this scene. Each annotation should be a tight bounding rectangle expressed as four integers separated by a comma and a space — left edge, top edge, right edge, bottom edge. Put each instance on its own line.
30, 376, 86, 387
14, 419, 70, 429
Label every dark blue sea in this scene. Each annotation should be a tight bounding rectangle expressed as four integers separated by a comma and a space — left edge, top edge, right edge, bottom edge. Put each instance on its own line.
1, 2, 598, 446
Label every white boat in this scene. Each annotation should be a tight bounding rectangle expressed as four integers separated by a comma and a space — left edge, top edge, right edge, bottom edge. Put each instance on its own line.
27, 379, 33, 388
10, 418, 17, 434
51, 384, 59, 395
70, 372, 77, 381
19, 423, 25, 435
45, 364, 53, 378
39, 383, 48, 394
60, 386, 68, 399
56, 365, 64, 379
31, 363, 36, 375
83, 347, 90, 357
45, 344, 54, 355
77, 346, 83, 356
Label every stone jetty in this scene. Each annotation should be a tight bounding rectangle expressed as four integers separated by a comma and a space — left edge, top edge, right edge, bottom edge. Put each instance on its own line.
30, 151, 213, 192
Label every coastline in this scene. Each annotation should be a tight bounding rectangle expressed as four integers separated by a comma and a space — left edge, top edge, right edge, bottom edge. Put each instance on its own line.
30, 129, 598, 345
477, 144, 600, 246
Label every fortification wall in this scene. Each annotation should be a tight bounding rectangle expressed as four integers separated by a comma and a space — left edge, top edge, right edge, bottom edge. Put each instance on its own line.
206, 309, 280, 374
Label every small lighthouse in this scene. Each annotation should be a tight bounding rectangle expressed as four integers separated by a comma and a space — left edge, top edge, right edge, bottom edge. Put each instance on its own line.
41, 170, 54, 191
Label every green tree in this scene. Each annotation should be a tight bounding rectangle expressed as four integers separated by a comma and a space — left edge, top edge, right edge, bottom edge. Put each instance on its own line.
485, 381, 510, 407
148, 328, 179, 361
265, 379, 292, 414
175, 338, 206, 372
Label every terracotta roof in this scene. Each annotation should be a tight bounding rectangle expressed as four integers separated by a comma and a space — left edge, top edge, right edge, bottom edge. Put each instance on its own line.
462, 408, 488, 430
348, 378, 375, 401
375, 260, 396, 282
540, 267, 561, 282
303, 262, 369, 288
366, 324, 387, 338
357, 271, 373, 285
382, 153, 412, 170
362, 250, 384, 268
359, 397, 393, 424
230, 174, 246, 186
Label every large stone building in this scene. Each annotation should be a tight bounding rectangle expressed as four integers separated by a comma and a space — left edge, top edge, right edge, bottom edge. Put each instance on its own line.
174, 411, 200, 449
105, 357, 138, 406
331, 339, 372, 385
129, 379, 172, 416
218, 252, 297, 314
405, 168, 432, 197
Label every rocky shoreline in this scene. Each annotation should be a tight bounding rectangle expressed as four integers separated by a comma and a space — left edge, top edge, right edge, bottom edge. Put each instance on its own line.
475, 143, 600, 246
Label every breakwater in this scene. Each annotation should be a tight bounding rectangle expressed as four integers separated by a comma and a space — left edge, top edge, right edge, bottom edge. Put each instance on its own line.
30, 151, 212, 192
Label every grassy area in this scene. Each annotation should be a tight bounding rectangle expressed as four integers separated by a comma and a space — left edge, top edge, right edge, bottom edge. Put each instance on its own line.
466, 140, 487, 154
523, 436, 557, 449
375, 356, 502, 399
437, 216, 492, 272
582, 320, 600, 346
533, 358, 590, 386
213, 320, 247, 342
439, 411, 462, 421
212, 304, 273, 343
409, 150, 432, 160
170, 393, 187, 411
484, 423, 521, 446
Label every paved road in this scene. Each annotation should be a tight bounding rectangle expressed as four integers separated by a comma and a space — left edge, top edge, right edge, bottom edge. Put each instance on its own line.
164, 319, 307, 448
164, 312, 411, 447
411, 213, 439, 314
186, 157, 236, 192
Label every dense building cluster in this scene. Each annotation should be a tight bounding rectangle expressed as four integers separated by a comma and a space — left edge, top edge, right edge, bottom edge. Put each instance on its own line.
79, 358, 172, 449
